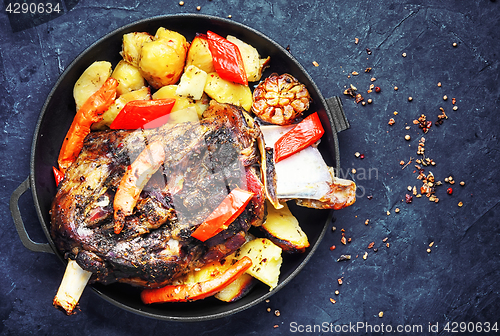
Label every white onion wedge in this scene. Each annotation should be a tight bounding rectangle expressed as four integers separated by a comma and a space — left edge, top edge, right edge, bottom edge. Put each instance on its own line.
53, 259, 92, 315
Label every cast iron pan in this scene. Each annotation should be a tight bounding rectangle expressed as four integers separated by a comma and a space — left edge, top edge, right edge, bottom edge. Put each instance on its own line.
9, 14, 350, 321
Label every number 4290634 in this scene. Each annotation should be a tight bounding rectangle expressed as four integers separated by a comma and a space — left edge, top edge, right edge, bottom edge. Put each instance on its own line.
443, 321, 498, 333
5, 2, 61, 14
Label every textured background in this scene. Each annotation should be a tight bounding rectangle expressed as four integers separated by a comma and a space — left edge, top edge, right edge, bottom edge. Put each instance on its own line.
1, 0, 499, 335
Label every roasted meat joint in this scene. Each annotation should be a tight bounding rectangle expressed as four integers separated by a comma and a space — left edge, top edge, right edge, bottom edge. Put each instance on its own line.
49, 26, 356, 315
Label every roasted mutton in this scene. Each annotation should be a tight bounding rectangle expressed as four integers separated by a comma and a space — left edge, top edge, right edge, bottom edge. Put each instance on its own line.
50, 101, 355, 314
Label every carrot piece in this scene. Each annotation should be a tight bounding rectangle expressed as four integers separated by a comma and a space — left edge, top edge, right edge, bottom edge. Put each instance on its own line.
141, 256, 253, 303
113, 140, 166, 234
58, 78, 118, 172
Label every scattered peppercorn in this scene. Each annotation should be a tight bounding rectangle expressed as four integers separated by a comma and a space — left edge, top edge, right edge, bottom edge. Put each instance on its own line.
337, 255, 351, 262
360, 153, 365, 159
405, 194, 413, 203
374, 86, 381, 93
447, 187, 453, 195
330, 245, 336, 250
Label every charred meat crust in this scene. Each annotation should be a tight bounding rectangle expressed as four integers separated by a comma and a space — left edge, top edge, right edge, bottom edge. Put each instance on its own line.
50, 102, 267, 288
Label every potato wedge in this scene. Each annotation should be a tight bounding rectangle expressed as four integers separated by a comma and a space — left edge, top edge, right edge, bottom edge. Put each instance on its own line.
120, 32, 153, 67
167, 106, 200, 124
260, 201, 310, 253
176, 65, 208, 100
214, 273, 255, 302
153, 85, 208, 117
204, 72, 253, 111
139, 28, 189, 89
185, 34, 215, 73
91, 87, 151, 130
226, 35, 270, 82
73, 61, 112, 111
111, 60, 145, 96
234, 238, 282, 290
185, 259, 232, 284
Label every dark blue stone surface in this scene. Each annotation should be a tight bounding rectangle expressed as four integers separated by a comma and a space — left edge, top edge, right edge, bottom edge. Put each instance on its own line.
1, 0, 499, 335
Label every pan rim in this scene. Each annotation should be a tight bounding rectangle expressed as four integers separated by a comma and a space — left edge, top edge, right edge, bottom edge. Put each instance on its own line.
29, 13, 335, 321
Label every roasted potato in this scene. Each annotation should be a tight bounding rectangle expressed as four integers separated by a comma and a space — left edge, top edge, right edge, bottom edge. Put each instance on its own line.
152, 85, 208, 117
73, 61, 112, 111
185, 34, 215, 73
120, 32, 153, 67
139, 28, 189, 89
214, 273, 255, 302
234, 238, 282, 290
91, 87, 151, 130
110, 60, 145, 96
167, 107, 200, 124
260, 201, 310, 253
204, 72, 253, 111
175, 65, 208, 100
226, 35, 270, 82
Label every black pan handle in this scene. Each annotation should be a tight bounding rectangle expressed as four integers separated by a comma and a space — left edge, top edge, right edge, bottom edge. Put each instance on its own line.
9, 177, 54, 254
325, 96, 350, 133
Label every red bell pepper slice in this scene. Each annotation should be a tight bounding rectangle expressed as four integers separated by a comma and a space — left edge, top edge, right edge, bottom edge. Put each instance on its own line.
274, 112, 325, 163
53, 166, 65, 186
206, 31, 248, 86
109, 98, 176, 130
191, 188, 254, 242
140, 256, 253, 303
